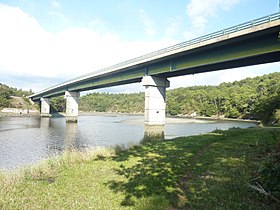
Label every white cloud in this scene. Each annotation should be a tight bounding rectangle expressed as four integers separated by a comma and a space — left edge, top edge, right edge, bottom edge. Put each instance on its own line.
185, 0, 239, 38
0, 3, 278, 93
218, 62, 280, 83
169, 62, 280, 89
164, 17, 181, 39
0, 4, 174, 91
51, 1, 61, 9
48, 11, 69, 24
139, 9, 156, 37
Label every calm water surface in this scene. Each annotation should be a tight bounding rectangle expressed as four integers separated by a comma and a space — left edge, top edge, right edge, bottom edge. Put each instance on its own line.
0, 115, 256, 169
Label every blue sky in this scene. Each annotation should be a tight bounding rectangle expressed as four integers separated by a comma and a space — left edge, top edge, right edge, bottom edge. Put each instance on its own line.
0, 0, 279, 93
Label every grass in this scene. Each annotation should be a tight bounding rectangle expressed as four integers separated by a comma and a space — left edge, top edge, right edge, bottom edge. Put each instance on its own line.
0, 127, 280, 209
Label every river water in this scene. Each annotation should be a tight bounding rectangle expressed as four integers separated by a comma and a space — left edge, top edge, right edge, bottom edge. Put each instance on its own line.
0, 115, 256, 169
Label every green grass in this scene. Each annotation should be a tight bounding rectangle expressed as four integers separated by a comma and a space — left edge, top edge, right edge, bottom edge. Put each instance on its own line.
0, 127, 280, 209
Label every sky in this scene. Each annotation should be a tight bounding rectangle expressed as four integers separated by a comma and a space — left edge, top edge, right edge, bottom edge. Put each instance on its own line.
0, 0, 279, 93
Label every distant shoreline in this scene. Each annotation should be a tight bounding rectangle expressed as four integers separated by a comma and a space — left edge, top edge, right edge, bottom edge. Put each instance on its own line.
170, 115, 260, 124
79, 111, 260, 124
0, 112, 40, 118
0, 110, 260, 124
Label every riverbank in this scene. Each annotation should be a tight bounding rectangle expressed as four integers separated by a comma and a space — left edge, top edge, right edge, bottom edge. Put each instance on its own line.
0, 111, 40, 118
80, 111, 260, 124
1, 127, 279, 209
0, 110, 261, 124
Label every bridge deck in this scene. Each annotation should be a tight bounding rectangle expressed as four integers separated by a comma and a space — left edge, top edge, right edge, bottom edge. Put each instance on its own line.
29, 13, 280, 101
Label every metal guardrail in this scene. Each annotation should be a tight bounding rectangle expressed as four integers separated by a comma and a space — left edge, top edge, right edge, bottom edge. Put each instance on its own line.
31, 12, 280, 97
89, 12, 280, 76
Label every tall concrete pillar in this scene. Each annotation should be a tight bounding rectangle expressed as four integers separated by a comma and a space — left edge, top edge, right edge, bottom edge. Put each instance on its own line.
65, 91, 80, 123
141, 76, 170, 125
40, 97, 51, 117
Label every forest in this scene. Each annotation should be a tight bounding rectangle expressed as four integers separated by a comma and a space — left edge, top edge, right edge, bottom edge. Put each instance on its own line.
78, 72, 280, 125
1, 72, 279, 125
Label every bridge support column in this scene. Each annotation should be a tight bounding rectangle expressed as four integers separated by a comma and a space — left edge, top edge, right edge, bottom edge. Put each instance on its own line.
141, 76, 170, 125
40, 98, 51, 117
65, 91, 80, 123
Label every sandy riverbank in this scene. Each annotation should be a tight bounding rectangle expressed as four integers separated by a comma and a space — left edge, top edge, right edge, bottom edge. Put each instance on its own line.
79, 111, 259, 125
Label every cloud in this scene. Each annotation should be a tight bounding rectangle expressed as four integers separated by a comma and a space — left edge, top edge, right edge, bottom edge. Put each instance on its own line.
51, 1, 61, 9
169, 62, 280, 89
184, 0, 239, 38
139, 9, 156, 37
217, 62, 280, 83
48, 11, 69, 24
0, 3, 278, 93
164, 17, 181, 39
0, 4, 174, 91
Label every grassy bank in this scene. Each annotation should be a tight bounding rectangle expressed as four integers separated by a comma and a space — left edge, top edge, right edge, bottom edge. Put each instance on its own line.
0, 128, 280, 209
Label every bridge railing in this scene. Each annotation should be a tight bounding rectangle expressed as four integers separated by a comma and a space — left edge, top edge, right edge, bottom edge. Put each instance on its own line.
32, 12, 280, 97
85, 12, 280, 77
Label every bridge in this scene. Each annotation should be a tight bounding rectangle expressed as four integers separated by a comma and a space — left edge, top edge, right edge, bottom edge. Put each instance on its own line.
29, 12, 280, 125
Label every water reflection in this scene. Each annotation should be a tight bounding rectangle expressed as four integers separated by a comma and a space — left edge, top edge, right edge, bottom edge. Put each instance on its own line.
64, 122, 78, 149
0, 115, 257, 169
40, 117, 50, 128
144, 124, 165, 136
142, 124, 165, 144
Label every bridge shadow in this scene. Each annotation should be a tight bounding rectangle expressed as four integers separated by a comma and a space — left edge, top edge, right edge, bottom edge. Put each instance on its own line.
105, 129, 228, 208
105, 128, 278, 208
50, 112, 65, 117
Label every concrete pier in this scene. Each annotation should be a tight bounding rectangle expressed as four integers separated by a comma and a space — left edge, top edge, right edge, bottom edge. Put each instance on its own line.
141, 76, 170, 125
65, 91, 80, 123
40, 98, 51, 117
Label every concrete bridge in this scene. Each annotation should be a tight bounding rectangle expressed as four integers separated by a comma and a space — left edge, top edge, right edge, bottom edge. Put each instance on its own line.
29, 12, 280, 125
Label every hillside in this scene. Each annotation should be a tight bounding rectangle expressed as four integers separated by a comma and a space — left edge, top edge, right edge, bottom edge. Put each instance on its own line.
166, 72, 280, 123
0, 84, 38, 111
1, 72, 280, 124
78, 72, 280, 125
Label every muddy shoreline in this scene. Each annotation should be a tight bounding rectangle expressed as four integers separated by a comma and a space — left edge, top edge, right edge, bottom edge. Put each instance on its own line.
0, 110, 260, 124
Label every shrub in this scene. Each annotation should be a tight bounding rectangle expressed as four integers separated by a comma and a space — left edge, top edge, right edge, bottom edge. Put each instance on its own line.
254, 136, 280, 201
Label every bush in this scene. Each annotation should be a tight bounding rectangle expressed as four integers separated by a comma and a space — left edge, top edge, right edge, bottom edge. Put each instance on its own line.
0, 97, 11, 108
274, 109, 280, 126
255, 137, 280, 200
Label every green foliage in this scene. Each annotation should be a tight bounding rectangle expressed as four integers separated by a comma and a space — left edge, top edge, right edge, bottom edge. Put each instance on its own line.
0, 83, 33, 98
1, 72, 279, 124
275, 110, 280, 126
79, 72, 280, 125
50, 96, 66, 112
256, 131, 280, 198
22, 97, 31, 105
0, 83, 34, 108
167, 72, 280, 124
0, 84, 12, 107
140, 132, 165, 144
79, 92, 144, 113
1, 128, 280, 209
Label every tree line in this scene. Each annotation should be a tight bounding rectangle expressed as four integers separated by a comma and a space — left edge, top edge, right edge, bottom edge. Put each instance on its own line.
166, 72, 280, 123
78, 72, 280, 124
1, 72, 279, 125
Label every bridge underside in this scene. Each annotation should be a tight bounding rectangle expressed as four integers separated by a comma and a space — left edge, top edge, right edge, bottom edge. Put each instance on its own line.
31, 28, 280, 101
30, 19, 280, 127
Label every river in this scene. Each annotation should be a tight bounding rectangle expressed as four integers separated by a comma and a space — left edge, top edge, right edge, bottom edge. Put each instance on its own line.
0, 115, 257, 169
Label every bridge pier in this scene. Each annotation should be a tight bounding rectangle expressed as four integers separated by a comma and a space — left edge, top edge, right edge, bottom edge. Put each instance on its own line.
40, 98, 51, 117
65, 91, 80, 123
141, 76, 170, 125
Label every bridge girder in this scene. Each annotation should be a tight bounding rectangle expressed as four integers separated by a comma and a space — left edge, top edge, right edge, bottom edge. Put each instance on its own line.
30, 23, 280, 101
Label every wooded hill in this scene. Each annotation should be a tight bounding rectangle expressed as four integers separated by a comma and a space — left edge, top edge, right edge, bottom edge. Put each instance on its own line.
78, 72, 280, 124
0, 84, 34, 109
1, 72, 279, 124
